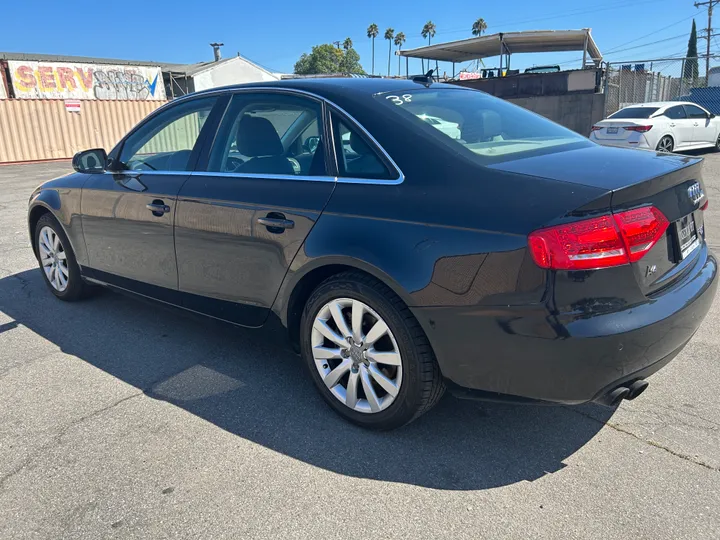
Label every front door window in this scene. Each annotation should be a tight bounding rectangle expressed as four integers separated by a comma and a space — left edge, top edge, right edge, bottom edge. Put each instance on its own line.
117, 97, 217, 172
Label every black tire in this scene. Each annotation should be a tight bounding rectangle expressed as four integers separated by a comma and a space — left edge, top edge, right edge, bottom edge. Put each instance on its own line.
34, 213, 89, 301
656, 135, 674, 153
300, 271, 444, 430
714, 135, 720, 152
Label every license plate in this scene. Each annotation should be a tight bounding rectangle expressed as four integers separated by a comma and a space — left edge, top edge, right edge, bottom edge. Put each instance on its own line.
676, 214, 699, 259
607, 127, 618, 134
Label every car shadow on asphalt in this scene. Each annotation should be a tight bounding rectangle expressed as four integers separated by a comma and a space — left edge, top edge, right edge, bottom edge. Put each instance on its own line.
0, 269, 613, 491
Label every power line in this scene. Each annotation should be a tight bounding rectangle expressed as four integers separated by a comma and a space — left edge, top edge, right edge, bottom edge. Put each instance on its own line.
603, 10, 704, 54
556, 33, 689, 67
554, 10, 707, 68
605, 33, 689, 56
426, 0, 672, 38
347, 0, 673, 47
695, 0, 720, 79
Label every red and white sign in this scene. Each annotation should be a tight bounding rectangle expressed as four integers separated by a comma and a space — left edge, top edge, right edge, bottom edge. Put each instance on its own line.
458, 71, 482, 80
64, 99, 81, 113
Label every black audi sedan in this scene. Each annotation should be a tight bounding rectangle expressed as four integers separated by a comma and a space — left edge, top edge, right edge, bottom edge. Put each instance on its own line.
28, 78, 717, 430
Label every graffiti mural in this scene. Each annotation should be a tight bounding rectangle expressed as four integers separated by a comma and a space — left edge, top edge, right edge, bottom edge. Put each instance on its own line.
7, 61, 166, 100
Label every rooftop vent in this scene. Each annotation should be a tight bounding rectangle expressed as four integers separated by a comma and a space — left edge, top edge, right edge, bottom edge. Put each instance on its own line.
210, 43, 224, 62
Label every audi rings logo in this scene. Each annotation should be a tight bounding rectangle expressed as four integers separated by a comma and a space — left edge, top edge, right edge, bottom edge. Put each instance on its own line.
688, 182, 704, 205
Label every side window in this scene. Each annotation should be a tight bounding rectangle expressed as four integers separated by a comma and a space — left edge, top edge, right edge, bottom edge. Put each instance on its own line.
684, 104, 709, 119
332, 115, 397, 181
207, 93, 326, 176
664, 106, 687, 120
118, 97, 217, 172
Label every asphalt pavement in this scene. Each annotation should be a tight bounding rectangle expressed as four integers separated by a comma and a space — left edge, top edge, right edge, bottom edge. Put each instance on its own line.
1, 158, 719, 539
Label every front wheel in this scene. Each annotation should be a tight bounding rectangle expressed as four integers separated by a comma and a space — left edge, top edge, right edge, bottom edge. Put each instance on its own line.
34, 213, 89, 301
656, 135, 674, 153
300, 271, 444, 430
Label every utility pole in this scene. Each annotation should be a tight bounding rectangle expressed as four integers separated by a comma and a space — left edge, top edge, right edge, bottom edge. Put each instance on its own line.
333, 41, 341, 49
695, 0, 720, 81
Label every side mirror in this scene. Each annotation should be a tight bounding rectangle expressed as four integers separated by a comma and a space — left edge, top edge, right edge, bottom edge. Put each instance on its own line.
303, 136, 320, 154
72, 148, 107, 173
710, 113, 716, 119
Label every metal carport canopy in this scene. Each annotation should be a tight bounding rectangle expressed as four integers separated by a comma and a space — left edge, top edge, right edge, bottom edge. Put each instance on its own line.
397, 29, 602, 63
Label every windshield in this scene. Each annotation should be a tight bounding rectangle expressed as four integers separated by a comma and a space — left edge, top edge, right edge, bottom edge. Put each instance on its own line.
374, 87, 589, 163
608, 107, 659, 119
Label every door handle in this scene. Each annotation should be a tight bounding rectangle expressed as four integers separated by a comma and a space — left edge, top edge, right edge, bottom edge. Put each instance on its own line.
694, 122, 699, 126
146, 200, 171, 216
257, 214, 294, 232
669, 123, 675, 127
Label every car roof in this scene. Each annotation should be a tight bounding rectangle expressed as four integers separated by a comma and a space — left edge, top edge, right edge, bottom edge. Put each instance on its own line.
622, 101, 701, 109
189, 77, 451, 101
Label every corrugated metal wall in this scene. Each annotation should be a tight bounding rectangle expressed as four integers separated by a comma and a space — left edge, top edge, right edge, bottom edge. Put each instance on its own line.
139, 111, 202, 155
0, 99, 167, 163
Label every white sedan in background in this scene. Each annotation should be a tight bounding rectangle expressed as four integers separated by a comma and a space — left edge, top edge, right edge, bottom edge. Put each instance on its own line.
417, 114, 461, 139
590, 101, 720, 153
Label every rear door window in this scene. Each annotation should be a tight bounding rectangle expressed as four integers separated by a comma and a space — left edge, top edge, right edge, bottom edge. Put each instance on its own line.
207, 93, 327, 176
664, 106, 687, 120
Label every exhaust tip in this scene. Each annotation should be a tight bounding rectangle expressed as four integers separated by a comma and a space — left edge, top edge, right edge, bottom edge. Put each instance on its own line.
596, 386, 630, 407
626, 380, 648, 400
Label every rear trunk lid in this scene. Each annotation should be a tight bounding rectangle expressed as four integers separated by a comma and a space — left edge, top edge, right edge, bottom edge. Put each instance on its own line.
611, 156, 706, 294
490, 144, 707, 294
592, 120, 651, 141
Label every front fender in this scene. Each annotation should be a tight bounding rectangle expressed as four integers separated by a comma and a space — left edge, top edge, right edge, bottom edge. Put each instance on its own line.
28, 180, 87, 266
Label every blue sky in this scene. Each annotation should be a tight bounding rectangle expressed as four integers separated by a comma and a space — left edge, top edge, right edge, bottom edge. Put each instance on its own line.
1, 0, 712, 75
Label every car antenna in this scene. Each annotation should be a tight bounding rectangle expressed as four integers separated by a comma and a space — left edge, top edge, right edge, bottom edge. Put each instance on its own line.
411, 69, 434, 88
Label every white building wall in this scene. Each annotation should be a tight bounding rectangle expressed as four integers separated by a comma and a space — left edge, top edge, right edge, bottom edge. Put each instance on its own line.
192, 56, 279, 91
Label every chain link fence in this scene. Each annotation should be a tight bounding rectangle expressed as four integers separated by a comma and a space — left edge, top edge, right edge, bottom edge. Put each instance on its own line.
604, 56, 720, 117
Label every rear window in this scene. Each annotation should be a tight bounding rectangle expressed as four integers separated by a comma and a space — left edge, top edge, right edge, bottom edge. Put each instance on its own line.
609, 107, 659, 119
374, 87, 589, 163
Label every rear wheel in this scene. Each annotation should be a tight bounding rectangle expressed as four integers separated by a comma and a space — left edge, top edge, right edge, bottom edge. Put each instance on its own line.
34, 213, 89, 301
714, 134, 720, 152
656, 136, 674, 153
300, 271, 444, 430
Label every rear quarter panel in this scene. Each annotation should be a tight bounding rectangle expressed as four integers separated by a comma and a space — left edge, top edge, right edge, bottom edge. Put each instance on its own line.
273, 159, 612, 324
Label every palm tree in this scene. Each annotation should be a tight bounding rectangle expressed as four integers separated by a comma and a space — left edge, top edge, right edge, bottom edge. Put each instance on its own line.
471, 18, 487, 37
385, 28, 394, 77
367, 23, 379, 75
343, 37, 353, 51
421, 21, 437, 74
394, 32, 406, 76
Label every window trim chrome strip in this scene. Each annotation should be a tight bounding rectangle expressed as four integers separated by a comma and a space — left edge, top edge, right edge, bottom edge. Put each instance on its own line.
189, 171, 338, 183
109, 86, 405, 186
103, 169, 402, 186
324, 102, 404, 185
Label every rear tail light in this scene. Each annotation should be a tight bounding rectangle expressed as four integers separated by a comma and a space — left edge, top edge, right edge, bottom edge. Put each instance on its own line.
701, 200, 709, 211
528, 206, 669, 270
624, 125, 653, 132
591, 125, 602, 131
614, 207, 670, 262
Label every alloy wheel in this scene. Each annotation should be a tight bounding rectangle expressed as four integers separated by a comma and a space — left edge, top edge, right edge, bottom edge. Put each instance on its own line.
311, 298, 403, 413
38, 226, 69, 292
658, 136, 673, 152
